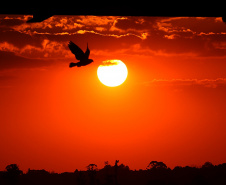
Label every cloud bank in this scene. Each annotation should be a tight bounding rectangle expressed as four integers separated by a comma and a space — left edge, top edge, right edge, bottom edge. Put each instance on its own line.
144, 78, 226, 88
0, 15, 226, 70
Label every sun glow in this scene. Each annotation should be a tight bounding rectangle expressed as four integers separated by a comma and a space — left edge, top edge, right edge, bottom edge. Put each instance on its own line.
97, 60, 128, 87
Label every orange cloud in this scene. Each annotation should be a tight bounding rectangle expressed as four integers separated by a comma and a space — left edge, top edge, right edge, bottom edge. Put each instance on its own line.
7, 15, 149, 40
0, 39, 70, 60
76, 16, 117, 26
0, 42, 19, 53
1, 15, 226, 65
144, 78, 226, 88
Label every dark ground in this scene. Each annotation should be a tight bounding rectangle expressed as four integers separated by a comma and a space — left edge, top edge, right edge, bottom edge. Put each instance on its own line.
1, 161, 226, 185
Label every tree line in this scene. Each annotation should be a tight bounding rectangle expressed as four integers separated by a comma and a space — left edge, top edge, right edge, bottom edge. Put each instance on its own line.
0, 161, 226, 185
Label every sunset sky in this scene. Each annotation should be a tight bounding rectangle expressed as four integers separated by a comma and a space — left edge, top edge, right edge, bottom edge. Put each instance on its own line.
0, 15, 226, 173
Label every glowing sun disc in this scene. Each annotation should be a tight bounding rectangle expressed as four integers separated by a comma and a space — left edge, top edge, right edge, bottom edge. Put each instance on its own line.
97, 60, 128, 87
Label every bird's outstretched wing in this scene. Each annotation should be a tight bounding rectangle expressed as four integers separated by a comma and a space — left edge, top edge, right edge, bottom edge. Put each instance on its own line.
68, 41, 84, 60
84, 43, 90, 59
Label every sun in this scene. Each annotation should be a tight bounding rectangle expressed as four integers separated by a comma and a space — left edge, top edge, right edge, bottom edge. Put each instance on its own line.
97, 60, 128, 87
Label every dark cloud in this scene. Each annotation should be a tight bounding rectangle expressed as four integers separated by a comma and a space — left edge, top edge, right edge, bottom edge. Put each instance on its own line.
0, 15, 226, 64
140, 17, 226, 57
158, 17, 226, 35
0, 29, 43, 49
0, 18, 25, 27
0, 51, 54, 70
0, 15, 31, 26
113, 17, 152, 31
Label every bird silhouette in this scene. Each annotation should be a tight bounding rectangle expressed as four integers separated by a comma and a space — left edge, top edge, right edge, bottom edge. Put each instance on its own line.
68, 41, 93, 67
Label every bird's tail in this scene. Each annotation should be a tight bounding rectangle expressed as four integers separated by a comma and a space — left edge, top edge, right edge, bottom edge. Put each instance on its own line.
69, 62, 78, 68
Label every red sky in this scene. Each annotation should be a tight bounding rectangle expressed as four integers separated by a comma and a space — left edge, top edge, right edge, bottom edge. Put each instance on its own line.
0, 15, 226, 173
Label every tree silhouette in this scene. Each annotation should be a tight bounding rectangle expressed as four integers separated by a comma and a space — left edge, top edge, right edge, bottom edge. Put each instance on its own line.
147, 161, 167, 170
202, 161, 214, 168
114, 160, 119, 185
87, 164, 98, 185
87, 164, 98, 171
5, 164, 23, 185
5, 164, 22, 175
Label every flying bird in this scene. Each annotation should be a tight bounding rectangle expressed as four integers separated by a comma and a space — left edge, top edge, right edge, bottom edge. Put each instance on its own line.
68, 41, 93, 67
